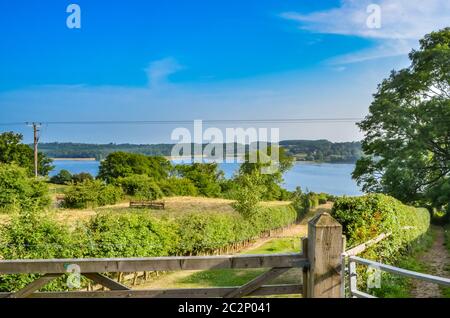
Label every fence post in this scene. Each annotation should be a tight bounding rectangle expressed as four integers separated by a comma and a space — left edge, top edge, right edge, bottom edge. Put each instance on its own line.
306, 212, 343, 298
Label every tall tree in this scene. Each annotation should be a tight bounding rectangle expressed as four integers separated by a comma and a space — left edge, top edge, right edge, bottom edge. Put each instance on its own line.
98, 152, 171, 182
353, 28, 450, 211
175, 163, 223, 197
238, 145, 294, 200
0, 132, 53, 176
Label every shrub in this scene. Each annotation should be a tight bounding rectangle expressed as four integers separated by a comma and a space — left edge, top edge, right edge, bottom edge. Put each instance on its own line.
0, 210, 77, 291
317, 193, 328, 204
62, 180, 123, 209
0, 163, 50, 213
114, 174, 163, 200
72, 172, 94, 184
158, 177, 198, 196
291, 188, 323, 219
49, 169, 73, 185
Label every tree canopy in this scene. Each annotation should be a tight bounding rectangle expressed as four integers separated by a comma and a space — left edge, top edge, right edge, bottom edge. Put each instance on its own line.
353, 28, 450, 213
0, 132, 53, 176
98, 152, 171, 182
174, 163, 223, 197
238, 146, 294, 200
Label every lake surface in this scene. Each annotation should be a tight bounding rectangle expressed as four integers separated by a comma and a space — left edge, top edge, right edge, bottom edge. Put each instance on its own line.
50, 160, 362, 196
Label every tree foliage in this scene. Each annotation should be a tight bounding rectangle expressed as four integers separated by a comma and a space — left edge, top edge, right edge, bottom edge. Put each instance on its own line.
238, 146, 294, 200
114, 174, 163, 201
49, 169, 73, 185
174, 163, 223, 197
0, 132, 53, 176
62, 180, 123, 209
231, 173, 266, 218
98, 152, 171, 182
353, 28, 450, 211
0, 163, 50, 213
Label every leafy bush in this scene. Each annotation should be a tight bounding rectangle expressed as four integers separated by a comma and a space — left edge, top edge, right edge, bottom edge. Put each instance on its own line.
62, 180, 123, 209
317, 193, 328, 204
331, 194, 430, 263
291, 188, 322, 219
158, 177, 198, 196
49, 169, 73, 185
72, 172, 94, 184
114, 174, 163, 200
0, 163, 50, 213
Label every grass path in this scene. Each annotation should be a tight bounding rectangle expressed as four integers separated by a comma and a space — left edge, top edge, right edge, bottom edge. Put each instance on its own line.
410, 226, 450, 298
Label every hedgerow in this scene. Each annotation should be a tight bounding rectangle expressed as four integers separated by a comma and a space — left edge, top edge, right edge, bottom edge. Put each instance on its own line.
0, 204, 298, 291
331, 194, 430, 263
80, 205, 298, 257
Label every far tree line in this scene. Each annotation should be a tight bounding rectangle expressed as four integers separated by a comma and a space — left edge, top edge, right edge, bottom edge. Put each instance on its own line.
35, 139, 362, 163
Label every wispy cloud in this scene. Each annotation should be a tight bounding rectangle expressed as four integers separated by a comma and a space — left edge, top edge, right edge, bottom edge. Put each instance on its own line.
145, 57, 183, 88
281, 0, 450, 64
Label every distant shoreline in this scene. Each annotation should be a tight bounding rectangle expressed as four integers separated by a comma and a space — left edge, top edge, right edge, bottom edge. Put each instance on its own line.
51, 158, 97, 161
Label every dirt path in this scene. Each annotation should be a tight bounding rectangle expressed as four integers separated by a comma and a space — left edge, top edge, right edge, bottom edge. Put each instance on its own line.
410, 226, 450, 298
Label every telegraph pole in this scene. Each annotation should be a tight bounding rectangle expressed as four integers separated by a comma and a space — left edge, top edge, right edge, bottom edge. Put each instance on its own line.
27, 122, 41, 177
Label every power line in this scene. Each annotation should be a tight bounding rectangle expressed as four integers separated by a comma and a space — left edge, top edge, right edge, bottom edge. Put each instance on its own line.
0, 118, 365, 126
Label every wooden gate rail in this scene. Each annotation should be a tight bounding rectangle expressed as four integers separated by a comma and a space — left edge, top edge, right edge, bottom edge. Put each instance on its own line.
0, 284, 302, 298
348, 256, 450, 298
0, 253, 308, 298
0, 212, 345, 298
0, 253, 307, 274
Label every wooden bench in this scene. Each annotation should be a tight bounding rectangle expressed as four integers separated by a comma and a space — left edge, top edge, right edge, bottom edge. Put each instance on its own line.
129, 201, 165, 210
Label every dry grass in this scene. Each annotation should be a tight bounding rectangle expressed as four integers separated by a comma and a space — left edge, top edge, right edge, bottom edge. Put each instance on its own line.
0, 196, 293, 227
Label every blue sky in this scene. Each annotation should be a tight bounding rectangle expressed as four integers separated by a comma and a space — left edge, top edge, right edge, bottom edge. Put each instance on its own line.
0, 0, 449, 143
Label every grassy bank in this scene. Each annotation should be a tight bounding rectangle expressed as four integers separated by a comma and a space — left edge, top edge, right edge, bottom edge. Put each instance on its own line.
442, 225, 450, 298
372, 229, 434, 298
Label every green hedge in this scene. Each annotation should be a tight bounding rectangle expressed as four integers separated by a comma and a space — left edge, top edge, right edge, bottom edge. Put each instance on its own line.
331, 194, 430, 263
85, 205, 298, 256
0, 205, 298, 291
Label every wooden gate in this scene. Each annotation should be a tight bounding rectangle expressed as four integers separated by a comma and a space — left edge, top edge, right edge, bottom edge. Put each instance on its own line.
0, 212, 345, 298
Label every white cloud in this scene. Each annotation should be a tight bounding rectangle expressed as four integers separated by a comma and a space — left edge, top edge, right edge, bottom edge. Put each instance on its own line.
145, 57, 183, 88
281, 0, 450, 64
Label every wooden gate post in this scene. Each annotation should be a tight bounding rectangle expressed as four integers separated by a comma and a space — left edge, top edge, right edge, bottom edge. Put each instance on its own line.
306, 212, 343, 298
